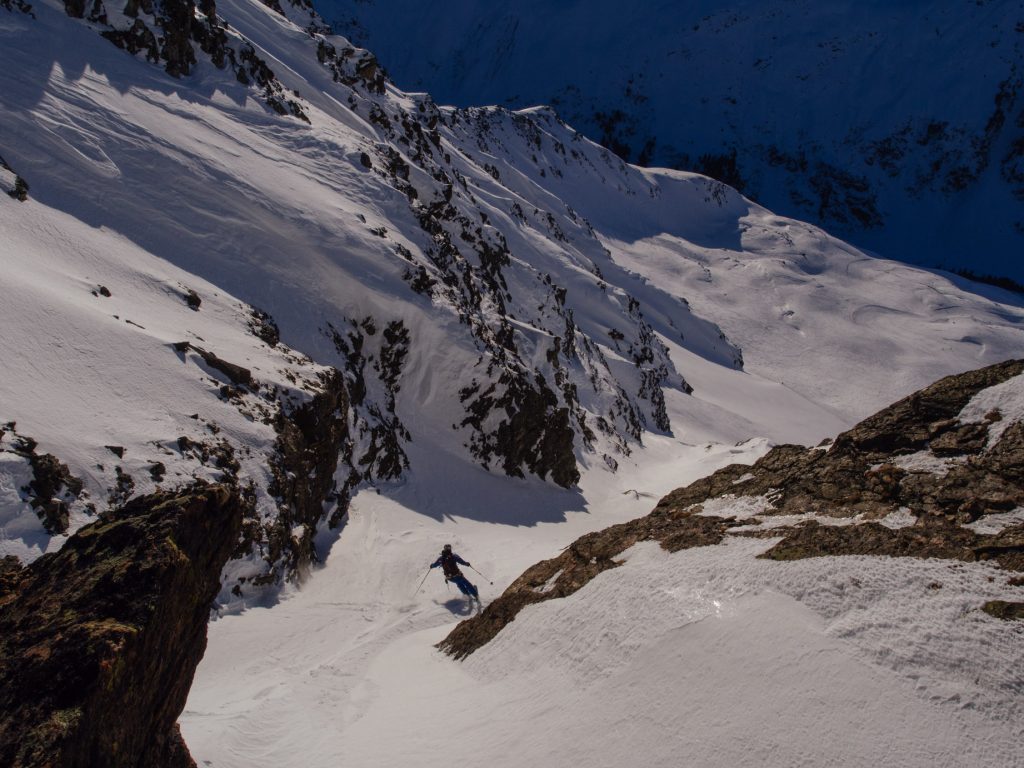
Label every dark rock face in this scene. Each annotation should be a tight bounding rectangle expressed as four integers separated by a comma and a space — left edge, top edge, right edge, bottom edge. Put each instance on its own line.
440, 359, 1024, 658
459, 372, 580, 488
0, 556, 22, 597
192, 344, 252, 386
0, 0, 33, 13
0, 483, 243, 768
258, 368, 350, 583
165, 338, 353, 593
247, 307, 280, 347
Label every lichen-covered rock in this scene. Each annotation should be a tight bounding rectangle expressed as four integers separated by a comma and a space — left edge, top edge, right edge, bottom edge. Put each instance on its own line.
0, 483, 243, 768
440, 359, 1024, 658
656, 358, 1024, 523
982, 599, 1024, 621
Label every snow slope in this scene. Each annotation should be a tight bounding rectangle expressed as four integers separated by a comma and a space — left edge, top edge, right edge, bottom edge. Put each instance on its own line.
183, 406, 1024, 768
0, 188, 342, 587
324, 0, 1024, 281
0, 0, 1023, 764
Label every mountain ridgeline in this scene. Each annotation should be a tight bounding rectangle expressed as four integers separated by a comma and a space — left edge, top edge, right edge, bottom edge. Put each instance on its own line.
324, 0, 1024, 282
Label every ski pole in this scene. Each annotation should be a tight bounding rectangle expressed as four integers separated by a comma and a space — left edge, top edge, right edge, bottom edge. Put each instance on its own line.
415, 567, 431, 593
469, 565, 493, 585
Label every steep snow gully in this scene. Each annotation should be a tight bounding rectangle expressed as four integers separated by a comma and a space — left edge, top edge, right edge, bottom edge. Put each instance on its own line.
0, 0, 1023, 765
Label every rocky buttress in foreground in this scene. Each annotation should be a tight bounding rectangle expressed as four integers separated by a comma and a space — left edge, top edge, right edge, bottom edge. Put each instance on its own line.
0, 484, 243, 767
440, 359, 1024, 658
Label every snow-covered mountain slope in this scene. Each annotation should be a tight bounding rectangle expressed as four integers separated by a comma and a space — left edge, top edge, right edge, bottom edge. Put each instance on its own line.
0, 194, 350, 597
183, 362, 1024, 768
1, 0, 1024, 764
324, 0, 1024, 282
2, 0, 1023, 597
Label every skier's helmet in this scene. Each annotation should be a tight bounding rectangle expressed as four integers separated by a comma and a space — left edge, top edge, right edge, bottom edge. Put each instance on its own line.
443, 544, 452, 553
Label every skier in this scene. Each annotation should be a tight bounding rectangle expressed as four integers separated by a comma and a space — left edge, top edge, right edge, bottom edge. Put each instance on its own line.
430, 543, 479, 601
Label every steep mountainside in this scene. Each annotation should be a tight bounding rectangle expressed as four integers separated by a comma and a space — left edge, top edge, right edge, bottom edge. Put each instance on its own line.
1, 1, 1023, 766
325, 0, 1024, 281
2, 0, 1023, 609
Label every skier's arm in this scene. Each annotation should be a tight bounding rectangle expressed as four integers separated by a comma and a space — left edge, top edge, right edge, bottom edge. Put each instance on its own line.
430, 557, 442, 568
454, 554, 470, 567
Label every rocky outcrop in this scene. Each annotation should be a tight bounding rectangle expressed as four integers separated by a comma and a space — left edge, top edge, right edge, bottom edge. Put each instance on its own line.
0, 0, 32, 15
257, 368, 351, 584
459, 372, 580, 488
55, 0, 310, 120
0, 484, 243, 768
1, 422, 85, 534
657, 358, 1024, 524
439, 359, 1024, 658
0, 154, 29, 201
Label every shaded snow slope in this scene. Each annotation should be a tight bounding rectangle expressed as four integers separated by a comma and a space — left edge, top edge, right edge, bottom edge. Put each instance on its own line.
325, 0, 1024, 281
0, 193, 346, 599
